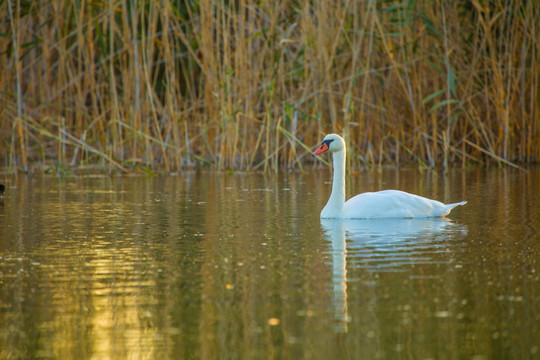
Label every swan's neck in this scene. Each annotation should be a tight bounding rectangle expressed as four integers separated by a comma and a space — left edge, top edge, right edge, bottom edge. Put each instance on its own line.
322, 150, 346, 218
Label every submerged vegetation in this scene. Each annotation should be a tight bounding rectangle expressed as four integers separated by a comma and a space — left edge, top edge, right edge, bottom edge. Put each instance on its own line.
0, 0, 538, 173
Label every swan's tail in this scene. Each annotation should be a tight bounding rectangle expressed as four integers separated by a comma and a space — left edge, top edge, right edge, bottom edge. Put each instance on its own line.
439, 200, 467, 216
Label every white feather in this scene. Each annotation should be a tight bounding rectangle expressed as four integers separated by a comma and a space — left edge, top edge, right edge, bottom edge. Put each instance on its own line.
314, 134, 466, 219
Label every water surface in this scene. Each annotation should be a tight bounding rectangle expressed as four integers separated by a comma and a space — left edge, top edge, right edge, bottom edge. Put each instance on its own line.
0, 168, 539, 359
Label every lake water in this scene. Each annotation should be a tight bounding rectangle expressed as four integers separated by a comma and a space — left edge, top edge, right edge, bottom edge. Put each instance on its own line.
1, 167, 539, 359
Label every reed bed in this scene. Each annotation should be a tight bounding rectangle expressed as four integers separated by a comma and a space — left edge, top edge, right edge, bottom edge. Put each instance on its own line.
0, 0, 538, 173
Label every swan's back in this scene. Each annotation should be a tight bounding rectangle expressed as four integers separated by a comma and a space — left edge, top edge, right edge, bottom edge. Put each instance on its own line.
342, 190, 466, 219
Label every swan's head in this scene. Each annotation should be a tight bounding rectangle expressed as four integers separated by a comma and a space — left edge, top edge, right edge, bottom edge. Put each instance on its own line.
312, 134, 345, 156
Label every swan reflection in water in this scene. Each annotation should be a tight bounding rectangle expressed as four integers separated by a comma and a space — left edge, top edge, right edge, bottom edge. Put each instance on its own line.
321, 218, 468, 333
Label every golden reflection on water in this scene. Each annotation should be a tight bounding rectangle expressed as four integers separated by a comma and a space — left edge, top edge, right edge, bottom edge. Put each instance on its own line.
0, 168, 539, 359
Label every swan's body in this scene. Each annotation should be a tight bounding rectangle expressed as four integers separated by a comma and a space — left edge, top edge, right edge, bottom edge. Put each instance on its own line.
313, 134, 466, 219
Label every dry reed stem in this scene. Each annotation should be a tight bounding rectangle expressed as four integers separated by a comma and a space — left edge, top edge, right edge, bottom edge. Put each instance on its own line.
0, 0, 538, 173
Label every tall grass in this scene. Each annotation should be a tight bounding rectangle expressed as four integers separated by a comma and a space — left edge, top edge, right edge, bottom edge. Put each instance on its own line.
0, 0, 538, 173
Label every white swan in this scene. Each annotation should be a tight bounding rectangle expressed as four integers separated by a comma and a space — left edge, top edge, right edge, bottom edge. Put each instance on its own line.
312, 134, 466, 219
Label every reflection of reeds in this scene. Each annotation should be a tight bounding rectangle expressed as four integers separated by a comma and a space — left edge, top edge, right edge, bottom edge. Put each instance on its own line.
0, 1, 538, 172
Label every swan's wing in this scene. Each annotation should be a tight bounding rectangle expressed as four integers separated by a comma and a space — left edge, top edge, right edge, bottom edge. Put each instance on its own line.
342, 190, 464, 218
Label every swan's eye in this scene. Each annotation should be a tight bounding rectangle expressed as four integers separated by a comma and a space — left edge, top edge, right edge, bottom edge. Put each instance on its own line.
313, 140, 333, 156
313, 138, 336, 156
323, 139, 334, 148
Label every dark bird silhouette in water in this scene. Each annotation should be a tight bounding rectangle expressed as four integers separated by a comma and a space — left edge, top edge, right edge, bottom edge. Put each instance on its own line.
0, 184, 4, 197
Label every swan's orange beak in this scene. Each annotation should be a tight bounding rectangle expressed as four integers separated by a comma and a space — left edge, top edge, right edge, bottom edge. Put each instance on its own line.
312, 142, 329, 156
